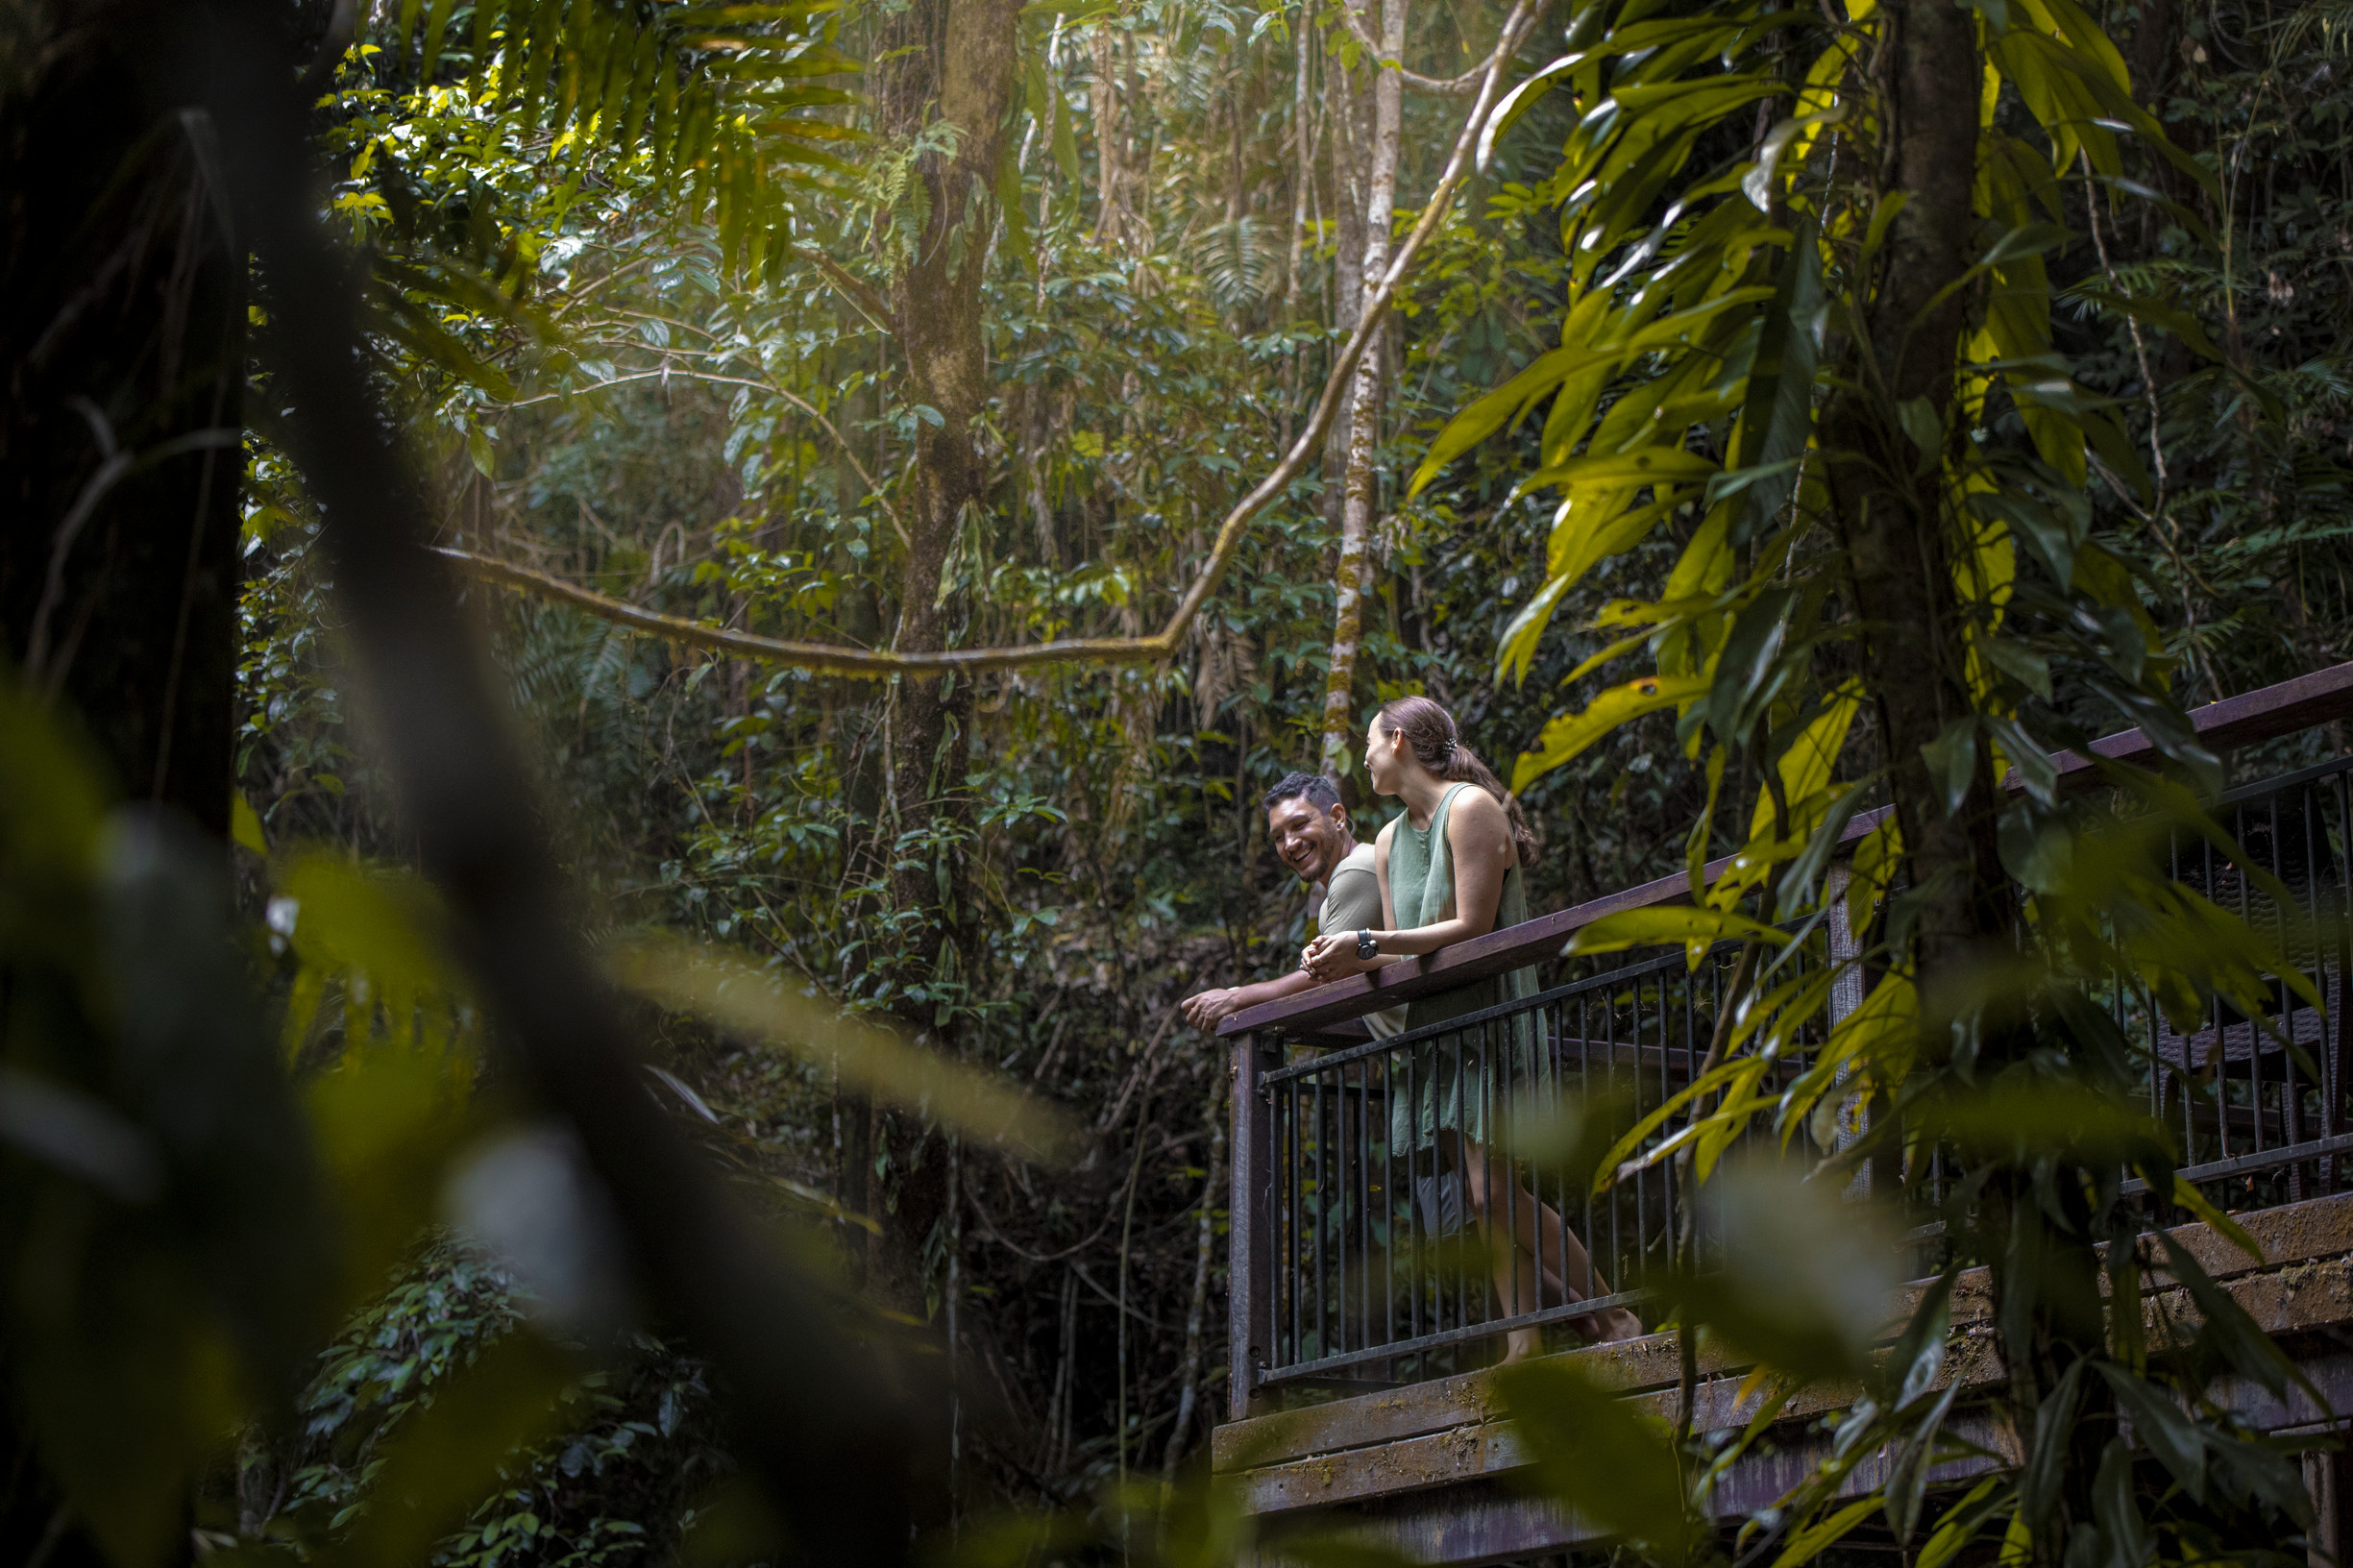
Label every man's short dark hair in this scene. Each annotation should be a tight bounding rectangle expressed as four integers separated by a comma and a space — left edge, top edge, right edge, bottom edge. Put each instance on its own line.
1262, 771, 1341, 814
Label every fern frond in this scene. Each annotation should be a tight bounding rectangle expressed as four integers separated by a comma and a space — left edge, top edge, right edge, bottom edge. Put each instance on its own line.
358, 0, 863, 292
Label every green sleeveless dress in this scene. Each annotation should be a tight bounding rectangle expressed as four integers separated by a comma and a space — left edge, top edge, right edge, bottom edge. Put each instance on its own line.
1387, 783, 1538, 1154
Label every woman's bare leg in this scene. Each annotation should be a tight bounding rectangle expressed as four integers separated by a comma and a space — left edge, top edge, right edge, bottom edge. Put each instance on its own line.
1459, 1136, 1642, 1354
1458, 1137, 1547, 1361
1511, 1183, 1643, 1343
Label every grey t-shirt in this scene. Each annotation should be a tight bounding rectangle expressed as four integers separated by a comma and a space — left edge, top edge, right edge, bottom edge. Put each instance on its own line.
1322, 842, 1383, 934
1320, 844, 1403, 1039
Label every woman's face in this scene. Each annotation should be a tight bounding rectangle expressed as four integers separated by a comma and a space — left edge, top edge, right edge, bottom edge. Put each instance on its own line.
1362, 715, 1401, 796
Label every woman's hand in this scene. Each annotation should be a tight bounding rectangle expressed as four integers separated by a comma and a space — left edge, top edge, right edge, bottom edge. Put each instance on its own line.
1301, 932, 1355, 982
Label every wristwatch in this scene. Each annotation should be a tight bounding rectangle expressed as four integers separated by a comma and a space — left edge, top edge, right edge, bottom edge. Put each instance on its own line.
1356, 929, 1380, 961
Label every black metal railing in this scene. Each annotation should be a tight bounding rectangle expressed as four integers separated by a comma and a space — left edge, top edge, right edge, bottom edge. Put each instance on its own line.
1223, 700, 2353, 1416
2129, 755, 2353, 1203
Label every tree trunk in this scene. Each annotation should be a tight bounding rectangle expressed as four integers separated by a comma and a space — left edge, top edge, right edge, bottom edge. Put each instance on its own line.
1321, 22, 1367, 542
0, 5, 250, 1562
1281, 3, 1315, 453
1091, 22, 1124, 247
1317, 0, 1403, 780
1826, 0, 1999, 979
1824, 10, 2114, 1560
866, 0, 1021, 1355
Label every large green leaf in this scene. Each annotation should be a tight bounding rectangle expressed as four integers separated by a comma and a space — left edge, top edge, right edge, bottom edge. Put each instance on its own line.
1510, 672, 1708, 791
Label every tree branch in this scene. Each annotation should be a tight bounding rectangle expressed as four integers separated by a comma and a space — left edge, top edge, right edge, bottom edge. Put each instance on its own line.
448, 0, 1547, 680
495, 365, 914, 552
781, 241, 894, 330
1337, 1, 1545, 97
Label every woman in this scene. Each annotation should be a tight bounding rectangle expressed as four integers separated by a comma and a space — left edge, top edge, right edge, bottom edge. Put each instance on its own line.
1303, 696, 1642, 1359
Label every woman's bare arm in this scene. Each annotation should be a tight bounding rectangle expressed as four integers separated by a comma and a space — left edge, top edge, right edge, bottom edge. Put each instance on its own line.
1371, 790, 1512, 953
1302, 795, 1514, 973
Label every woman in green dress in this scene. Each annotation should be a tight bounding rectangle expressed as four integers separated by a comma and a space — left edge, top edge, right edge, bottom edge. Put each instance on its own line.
1303, 696, 1641, 1360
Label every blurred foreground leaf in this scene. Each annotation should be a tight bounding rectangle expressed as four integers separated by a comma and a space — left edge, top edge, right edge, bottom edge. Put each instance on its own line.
612, 934, 1075, 1164
1658, 1158, 1902, 1384
1499, 1358, 1698, 1557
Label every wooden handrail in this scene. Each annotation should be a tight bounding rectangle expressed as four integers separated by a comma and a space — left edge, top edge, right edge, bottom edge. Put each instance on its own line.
1217, 662, 2353, 1040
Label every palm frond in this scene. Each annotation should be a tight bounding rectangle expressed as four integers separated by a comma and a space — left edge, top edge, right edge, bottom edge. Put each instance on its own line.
355, 0, 861, 287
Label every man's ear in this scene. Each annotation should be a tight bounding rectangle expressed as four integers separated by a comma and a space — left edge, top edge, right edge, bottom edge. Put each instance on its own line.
1329, 803, 1348, 830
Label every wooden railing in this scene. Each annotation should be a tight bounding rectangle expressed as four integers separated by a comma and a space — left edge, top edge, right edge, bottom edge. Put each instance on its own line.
1216, 662, 2353, 1043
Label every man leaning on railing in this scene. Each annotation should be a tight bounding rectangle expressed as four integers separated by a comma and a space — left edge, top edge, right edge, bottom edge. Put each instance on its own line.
1179, 772, 1404, 1034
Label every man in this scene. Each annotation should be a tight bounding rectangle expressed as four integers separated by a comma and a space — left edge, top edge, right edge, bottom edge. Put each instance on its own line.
1180, 772, 1399, 1032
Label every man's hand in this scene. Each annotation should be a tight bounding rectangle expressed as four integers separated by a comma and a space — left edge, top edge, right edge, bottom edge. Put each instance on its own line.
1301, 932, 1361, 983
1182, 987, 1245, 1030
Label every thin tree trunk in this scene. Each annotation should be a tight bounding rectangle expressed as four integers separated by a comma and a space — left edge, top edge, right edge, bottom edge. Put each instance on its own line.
1162, 1072, 1230, 1482
1317, 0, 1404, 779
1092, 22, 1123, 246
1282, 3, 1314, 452
869, 0, 1021, 1387
1321, 18, 1366, 542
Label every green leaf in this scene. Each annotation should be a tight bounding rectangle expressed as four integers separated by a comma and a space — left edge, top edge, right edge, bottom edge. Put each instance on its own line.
1884, 1379, 1963, 1544
2159, 1173, 2262, 1263
1728, 210, 1823, 542
1510, 441, 1720, 502
1979, 635, 2053, 700
1920, 717, 1978, 817
1775, 1496, 1883, 1568
1916, 1478, 2012, 1568
1511, 672, 1708, 792
232, 794, 269, 856
1499, 1360, 1698, 1556
2151, 1230, 2308, 1403
2067, 285, 2224, 362
2018, 1356, 2087, 1531
1896, 396, 1943, 468
994, 132, 1034, 271
2094, 1438, 2152, 1568
1052, 86, 1080, 182
1562, 904, 1791, 969
614, 936, 1076, 1164
2091, 1364, 2204, 1504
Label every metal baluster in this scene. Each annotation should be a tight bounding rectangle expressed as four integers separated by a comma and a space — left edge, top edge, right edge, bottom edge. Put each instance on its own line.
2324, 767, 2343, 1187
1581, 994, 1599, 1306
1356, 1054, 1373, 1360
1287, 1075, 1302, 1371
1406, 1035, 1423, 1355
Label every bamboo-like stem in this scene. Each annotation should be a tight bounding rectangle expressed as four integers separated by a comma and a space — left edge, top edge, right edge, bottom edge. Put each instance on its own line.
1162, 1071, 1230, 1482
443, 0, 1544, 680
1318, 0, 1405, 779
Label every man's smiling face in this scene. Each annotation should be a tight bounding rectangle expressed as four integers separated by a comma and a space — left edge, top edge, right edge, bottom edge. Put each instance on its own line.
1266, 796, 1348, 885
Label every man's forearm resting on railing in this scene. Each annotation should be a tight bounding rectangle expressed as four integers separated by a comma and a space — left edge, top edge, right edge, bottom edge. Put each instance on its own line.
1181, 968, 1317, 1030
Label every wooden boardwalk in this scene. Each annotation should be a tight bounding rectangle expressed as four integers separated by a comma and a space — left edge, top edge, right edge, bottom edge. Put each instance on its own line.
1213, 1192, 2353, 1563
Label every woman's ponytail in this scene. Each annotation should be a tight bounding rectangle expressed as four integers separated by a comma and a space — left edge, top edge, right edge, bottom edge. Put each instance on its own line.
1376, 695, 1544, 869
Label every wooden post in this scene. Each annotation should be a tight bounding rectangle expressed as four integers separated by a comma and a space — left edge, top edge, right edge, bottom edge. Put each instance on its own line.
2305, 1447, 2348, 1568
1228, 1030, 1279, 1420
